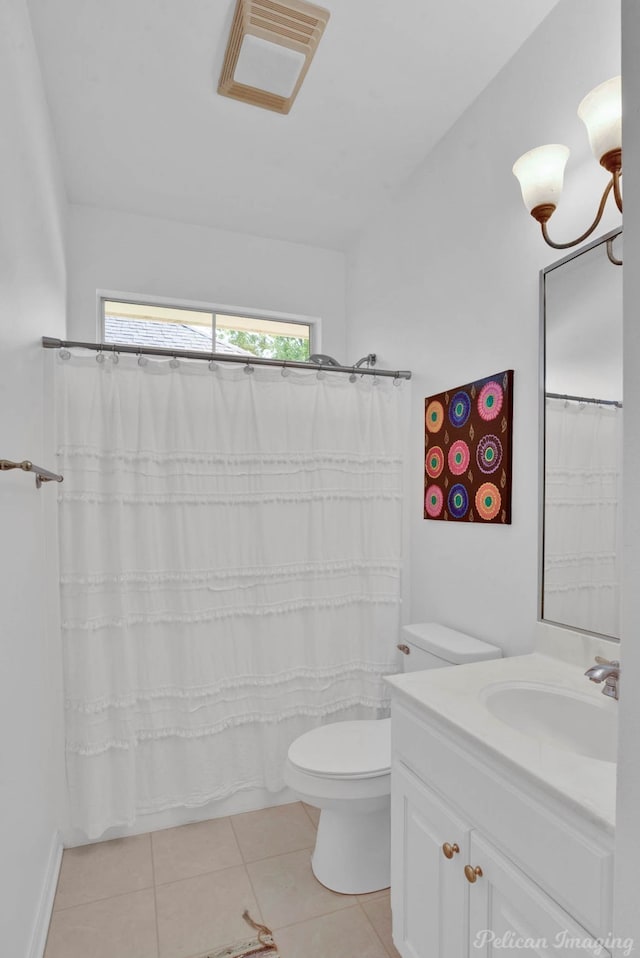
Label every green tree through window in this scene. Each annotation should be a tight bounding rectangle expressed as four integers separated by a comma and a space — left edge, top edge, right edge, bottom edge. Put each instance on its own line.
216, 329, 309, 361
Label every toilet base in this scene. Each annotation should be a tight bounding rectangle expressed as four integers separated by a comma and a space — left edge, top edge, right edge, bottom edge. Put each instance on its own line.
310, 802, 390, 894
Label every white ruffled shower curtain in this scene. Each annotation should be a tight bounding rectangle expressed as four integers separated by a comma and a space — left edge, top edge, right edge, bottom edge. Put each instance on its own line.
53, 352, 406, 837
544, 397, 622, 637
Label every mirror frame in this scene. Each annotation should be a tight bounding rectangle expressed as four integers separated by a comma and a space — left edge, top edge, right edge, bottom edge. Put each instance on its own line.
538, 226, 623, 640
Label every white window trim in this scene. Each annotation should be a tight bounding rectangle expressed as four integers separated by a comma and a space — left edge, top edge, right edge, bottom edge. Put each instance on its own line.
97, 290, 321, 354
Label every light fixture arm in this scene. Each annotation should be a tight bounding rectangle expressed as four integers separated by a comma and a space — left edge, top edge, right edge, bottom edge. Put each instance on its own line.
538, 175, 618, 251
612, 169, 623, 213
606, 237, 623, 266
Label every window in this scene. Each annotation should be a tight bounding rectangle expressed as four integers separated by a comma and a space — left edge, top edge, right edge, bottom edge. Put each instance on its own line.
101, 298, 312, 361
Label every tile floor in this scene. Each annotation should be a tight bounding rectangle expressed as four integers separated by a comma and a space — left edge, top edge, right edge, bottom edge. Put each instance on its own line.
44, 801, 401, 958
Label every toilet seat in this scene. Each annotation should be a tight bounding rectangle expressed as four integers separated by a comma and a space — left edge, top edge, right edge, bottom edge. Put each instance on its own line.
287, 718, 391, 780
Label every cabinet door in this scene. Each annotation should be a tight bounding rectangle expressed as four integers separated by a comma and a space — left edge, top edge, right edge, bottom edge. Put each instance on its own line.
467, 833, 610, 957
391, 761, 471, 958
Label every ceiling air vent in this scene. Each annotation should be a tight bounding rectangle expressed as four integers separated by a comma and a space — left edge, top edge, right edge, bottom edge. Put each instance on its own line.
218, 0, 330, 114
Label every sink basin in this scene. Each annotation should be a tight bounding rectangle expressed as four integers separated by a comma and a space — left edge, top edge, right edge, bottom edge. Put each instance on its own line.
481, 682, 617, 763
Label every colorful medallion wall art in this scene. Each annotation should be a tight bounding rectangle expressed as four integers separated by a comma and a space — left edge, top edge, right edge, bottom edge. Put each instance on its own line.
424, 370, 514, 524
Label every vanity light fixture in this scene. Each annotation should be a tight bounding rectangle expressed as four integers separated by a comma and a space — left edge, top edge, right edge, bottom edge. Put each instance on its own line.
512, 76, 622, 265
218, 0, 330, 114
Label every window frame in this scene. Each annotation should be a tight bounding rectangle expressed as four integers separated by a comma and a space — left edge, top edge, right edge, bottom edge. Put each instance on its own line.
97, 290, 320, 358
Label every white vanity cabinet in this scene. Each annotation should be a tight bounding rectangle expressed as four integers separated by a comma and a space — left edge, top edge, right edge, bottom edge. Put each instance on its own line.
467, 833, 609, 958
390, 698, 614, 958
391, 761, 471, 958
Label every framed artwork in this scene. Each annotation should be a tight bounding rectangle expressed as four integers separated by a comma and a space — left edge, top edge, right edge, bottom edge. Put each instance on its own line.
424, 370, 514, 524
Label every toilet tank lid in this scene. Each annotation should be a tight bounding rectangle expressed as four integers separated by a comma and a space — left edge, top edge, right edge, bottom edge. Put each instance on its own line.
401, 623, 501, 664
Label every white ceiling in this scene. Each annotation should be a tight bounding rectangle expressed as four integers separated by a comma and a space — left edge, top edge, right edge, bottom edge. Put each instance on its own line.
27, 0, 561, 250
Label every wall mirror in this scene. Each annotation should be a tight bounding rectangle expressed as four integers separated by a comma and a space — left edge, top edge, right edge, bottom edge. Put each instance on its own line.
541, 229, 623, 640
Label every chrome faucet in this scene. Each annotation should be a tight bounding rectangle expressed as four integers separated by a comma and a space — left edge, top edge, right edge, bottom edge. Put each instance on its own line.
584, 656, 620, 700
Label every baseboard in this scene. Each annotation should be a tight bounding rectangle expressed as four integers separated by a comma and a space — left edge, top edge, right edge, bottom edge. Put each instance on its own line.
28, 830, 62, 958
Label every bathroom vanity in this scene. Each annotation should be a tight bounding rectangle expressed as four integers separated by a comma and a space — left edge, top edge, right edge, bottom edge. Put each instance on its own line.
385, 653, 617, 958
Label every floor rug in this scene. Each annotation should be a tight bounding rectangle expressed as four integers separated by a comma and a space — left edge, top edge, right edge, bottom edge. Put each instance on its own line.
198, 911, 280, 958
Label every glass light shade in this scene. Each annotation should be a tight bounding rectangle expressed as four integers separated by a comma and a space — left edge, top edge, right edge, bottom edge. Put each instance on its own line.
577, 76, 622, 162
512, 144, 570, 213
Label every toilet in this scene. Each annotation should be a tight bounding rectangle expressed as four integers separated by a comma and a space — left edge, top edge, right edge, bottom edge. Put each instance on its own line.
284, 622, 501, 894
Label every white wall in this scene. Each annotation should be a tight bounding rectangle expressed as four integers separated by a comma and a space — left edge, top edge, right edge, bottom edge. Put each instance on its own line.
67, 205, 348, 362
614, 1, 640, 952
346, 0, 621, 657
0, 1, 67, 955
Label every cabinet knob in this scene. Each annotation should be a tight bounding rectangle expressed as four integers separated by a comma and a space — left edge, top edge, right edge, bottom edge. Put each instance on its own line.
442, 842, 460, 860
464, 865, 483, 883
397, 644, 410, 655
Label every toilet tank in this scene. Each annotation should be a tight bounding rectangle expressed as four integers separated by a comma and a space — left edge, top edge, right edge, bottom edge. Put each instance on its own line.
399, 622, 501, 673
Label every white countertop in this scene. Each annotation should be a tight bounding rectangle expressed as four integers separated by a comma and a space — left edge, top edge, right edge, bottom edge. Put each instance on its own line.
385, 652, 617, 833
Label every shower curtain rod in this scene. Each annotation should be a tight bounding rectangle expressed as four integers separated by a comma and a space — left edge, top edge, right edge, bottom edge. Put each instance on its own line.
546, 391, 622, 408
42, 337, 412, 380
0, 458, 63, 488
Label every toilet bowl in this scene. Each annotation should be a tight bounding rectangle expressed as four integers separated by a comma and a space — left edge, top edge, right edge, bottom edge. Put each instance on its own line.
285, 718, 391, 894
284, 623, 502, 894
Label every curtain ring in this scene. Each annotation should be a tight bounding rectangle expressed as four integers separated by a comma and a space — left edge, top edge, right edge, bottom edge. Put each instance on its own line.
169, 355, 180, 369
393, 373, 401, 386
137, 352, 148, 367
208, 360, 218, 372
96, 348, 105, 364
349, 367, 357, 383
111, 350, 120, 365
59, 347, 71, 360
281, 363, 290, 378
244, 363, 254, 375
